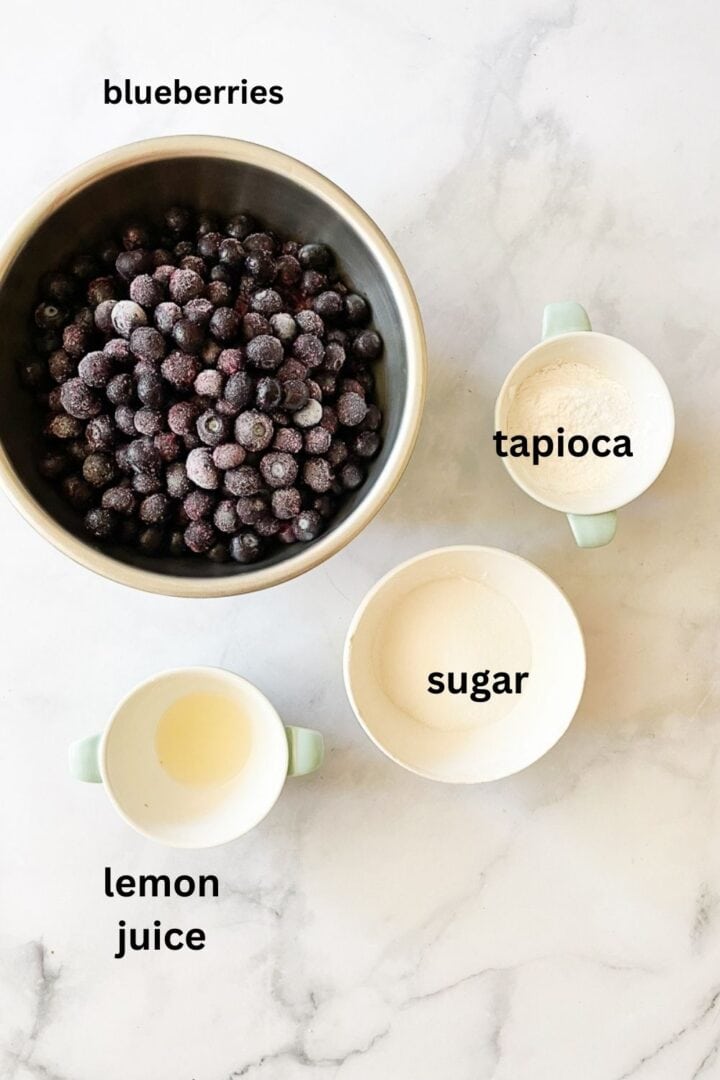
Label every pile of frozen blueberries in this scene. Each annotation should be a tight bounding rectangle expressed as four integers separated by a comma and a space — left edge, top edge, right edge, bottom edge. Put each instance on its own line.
20, 208, 384, 564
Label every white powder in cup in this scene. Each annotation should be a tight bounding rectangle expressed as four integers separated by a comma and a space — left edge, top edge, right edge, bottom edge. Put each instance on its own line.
506, 359, 638, 498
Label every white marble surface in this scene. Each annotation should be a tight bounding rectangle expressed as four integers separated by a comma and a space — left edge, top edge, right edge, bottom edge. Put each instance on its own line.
2, 1, 720, 1077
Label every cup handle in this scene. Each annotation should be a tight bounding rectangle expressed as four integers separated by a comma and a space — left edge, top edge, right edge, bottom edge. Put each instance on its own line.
567, 511, 617, 548
68, 734, 102, 783
542, 301, 592, 339
285, 726, 324, 777
542, 302, 618, 548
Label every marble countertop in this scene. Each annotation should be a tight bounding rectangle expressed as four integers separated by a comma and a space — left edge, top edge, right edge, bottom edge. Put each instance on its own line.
2, 1, 720, 1077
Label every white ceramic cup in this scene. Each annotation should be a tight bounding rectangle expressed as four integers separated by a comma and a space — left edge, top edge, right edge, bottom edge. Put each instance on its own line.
495, 302, 675, 547
68, 667, 323, 848
344, 546, 585, 783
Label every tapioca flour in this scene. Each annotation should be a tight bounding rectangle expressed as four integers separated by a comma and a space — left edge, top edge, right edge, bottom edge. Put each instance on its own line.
505, 359, 638, 498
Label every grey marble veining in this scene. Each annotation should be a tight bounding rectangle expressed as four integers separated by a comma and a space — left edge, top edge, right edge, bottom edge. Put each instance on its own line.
2, 1, 720, 1077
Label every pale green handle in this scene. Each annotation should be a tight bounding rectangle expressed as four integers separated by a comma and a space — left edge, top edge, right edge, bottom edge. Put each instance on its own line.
542, 302, 617, 549
285, 726, 324, 777
69, 733, 102, 783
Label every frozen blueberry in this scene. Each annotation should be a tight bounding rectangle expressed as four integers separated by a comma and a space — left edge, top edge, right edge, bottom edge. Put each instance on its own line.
293, 398, 323, 428
197, 231, 223, 260
140, 493, 170, 525
186, 448, 219, 490
165, 206, 192, 234
246, 335, 283, 372
154, 301, 182, 334
60, 378, 100, 419
242, 312, 270, 341
184, 298, 214, 326
271, 487, 302, 520
256, 376, 282, 411
115, 405, 137, 437
224, 371, 253, 410
185, 520, 216, 554
224, 465, 262, 497
48, 349, 74, 384
86, 415, 114, 451
212, 443, 245, 470
213, 499, 239, 533
301, 270, 327, 296
137, 372, 164, 407
344, 293, 369, 325
352, 329, 383, 361
126, 274, 161, 308
303, 458, 333, 493
172, 319, 205, 354
197, 409, 229, 447
84, 506, 116, 539
260, 452, 298, 489
323, 341, 346, 374
292, 333, 325, 368
83, 452, 116, 488
133, 471, 163, 496
62, 474, 94, 509
94, 299, 116, 334
130, 326, 166, 363
154, 432, 181, 462
362, 404, 382, 431
42, 271, 76, 305
218, 348, 245, 376
304, 426, 332, 455
103, 337, 130, 361
255, 514, 281, 538
274, 255, 301, 287
273, 427, 303, 453
244, 251, 275, 283
337, 392, 367, 427
111, 300, 148, 338
206, 280, 232, 307
101, 486, 137, 516
352, 430, 381, 458
295, 310, 324, 336
116, 249, 153, 282
161, 351, 200, 390
341, 461, 365, 490
229, 531, 262, 563
293, 509, 323, 541
299, 243, 332, 270
134, 406, 165, 436
312, 291, 342, 320
209, 307, 241, 342
236, 494, 268, 525
218, 237, 245, 267
327, 438, 349, 467
128, 437, 161, 475
235, 410, 274, 452
168, 400, 199, 435
166, 461, 192, 499
106, 373, 133, 405
195, 369, 224, 398
62, 324, 92, 359
122, 223, 150, 251
225, 213, 257, 240
169, 268, 205, 304
251, 289, 283, 317
268, 312, 296, 345
138, 525, 164, 554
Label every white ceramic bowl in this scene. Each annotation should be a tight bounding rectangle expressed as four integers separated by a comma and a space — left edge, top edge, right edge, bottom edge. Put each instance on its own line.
344, 546, 586, 783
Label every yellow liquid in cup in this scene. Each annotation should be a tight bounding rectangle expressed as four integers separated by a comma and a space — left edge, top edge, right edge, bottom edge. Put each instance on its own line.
155, 692, 252, 787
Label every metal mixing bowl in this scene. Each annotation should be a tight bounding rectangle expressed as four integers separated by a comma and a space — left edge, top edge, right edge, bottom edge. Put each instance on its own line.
0, 136, 426, 597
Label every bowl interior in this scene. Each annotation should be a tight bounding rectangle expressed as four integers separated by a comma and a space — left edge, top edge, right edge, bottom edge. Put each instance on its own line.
345, 547, 586, 783
0, 152, 410, 580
